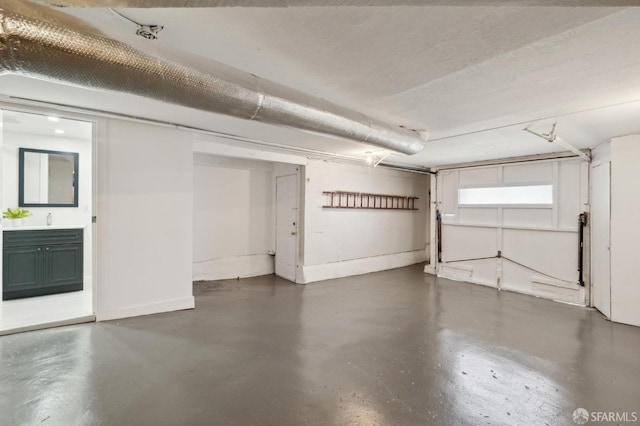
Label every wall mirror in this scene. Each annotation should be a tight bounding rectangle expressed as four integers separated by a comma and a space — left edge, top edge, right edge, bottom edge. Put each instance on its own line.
19, 148, 79, 207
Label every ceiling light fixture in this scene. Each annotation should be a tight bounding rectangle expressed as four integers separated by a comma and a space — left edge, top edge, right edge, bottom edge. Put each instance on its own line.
136, 25, 164, 40
54, 129, 64, 134
47, 116, 59, 122
364, 151, 391, 167
109, 8, 163, 40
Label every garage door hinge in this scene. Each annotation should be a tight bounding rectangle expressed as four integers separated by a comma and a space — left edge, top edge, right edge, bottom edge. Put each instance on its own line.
578, 212, 587, 287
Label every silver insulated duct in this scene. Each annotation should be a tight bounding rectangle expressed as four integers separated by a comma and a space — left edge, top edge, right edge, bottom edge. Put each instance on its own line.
0, 0, 425, 155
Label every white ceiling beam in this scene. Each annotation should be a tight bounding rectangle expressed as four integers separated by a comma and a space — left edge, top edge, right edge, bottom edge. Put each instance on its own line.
193, 137, 308, 165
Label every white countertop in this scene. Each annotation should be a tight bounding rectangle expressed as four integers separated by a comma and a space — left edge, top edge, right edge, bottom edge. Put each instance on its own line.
2, 225, 86, 231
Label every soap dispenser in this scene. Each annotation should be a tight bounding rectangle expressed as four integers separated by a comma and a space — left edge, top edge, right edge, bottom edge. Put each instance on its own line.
47, 213, 52, 226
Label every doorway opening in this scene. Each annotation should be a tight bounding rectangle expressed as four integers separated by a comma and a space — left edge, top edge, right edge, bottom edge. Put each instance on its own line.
192, 153, 301, 284
0, 109, 95, 335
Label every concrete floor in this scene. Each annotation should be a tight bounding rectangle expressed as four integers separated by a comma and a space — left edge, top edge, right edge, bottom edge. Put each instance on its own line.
1, 264, 639, 426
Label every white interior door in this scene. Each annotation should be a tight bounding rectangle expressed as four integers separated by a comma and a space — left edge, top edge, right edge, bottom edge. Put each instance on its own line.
591, 162, 611, 317
437, 159, 587, 304
275, 174, 298, 282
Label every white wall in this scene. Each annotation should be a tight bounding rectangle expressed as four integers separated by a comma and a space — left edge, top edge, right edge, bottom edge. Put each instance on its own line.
96, 119, 194, 320
2, 130, 93, 279
300, 160, 429, 283
591, 142, 611, 170
193, 154, 275, 281
609, 135, 640, 327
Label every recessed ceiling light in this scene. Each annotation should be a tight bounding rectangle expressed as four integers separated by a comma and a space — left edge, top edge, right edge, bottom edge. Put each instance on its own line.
47, 116, 59, 122
54, 129, 65, 134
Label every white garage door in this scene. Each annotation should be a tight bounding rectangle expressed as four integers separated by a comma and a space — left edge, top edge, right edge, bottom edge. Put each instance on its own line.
436, 158, 588, 304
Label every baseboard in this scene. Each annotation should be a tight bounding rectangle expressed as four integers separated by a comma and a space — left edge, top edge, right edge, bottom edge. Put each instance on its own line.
96, 296, 195, 321
424, 264, 437, 275
299, 250, 427, 284
193, 254, 274, 281
0, 315, 95, 336
611, 314, 640, 328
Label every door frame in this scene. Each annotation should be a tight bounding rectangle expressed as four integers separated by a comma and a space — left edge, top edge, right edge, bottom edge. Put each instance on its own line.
0, 100, 100, 321
590, 161, 611, 316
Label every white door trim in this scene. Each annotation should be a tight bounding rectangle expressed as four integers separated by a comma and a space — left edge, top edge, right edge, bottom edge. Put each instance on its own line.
590, 161, 611, 317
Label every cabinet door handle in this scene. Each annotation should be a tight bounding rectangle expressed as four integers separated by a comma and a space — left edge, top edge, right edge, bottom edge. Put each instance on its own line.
37, 248, 41, 251
45, 247, 50, 251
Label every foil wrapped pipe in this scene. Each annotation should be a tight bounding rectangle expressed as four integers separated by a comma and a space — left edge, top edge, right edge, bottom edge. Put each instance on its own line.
0, 0, 425, 155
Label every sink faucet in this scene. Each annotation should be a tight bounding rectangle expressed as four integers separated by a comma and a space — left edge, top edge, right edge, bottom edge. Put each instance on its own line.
47, 213, 52, 226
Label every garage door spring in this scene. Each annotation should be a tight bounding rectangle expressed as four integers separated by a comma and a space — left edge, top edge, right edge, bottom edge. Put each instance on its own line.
442, 252, 577, 286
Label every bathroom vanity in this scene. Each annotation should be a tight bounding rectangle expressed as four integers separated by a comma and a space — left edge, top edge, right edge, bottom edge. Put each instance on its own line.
2, 226, 84, 300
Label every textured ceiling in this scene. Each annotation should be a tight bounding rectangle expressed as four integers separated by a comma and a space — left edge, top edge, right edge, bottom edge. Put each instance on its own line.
3, 3, 640, 167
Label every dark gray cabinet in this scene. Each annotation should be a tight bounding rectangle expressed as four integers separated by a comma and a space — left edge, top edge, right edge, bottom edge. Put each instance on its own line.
3, 228, 83, 300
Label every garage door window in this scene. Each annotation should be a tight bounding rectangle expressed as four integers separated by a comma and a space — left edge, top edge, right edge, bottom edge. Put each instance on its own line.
458, 185, 553, 205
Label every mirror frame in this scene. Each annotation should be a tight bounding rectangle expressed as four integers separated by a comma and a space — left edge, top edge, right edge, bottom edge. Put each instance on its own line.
18, 148, 79, 208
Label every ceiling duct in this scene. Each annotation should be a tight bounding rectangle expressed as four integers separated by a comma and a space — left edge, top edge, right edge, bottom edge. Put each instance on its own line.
0, 0, 425, 155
